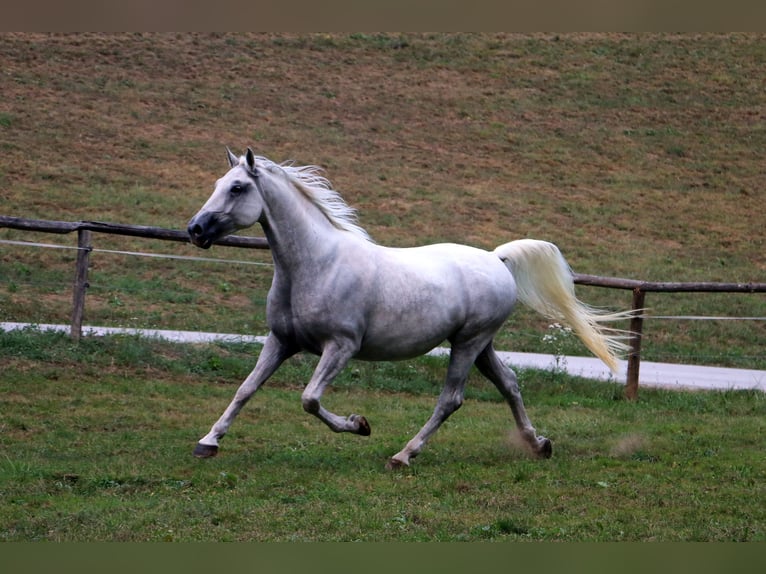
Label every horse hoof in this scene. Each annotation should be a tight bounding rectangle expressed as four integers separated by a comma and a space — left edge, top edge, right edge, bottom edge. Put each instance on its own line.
385, 457, 409, 471
193, 443, 219, 458
357, 415, 371, 436
537, 438, 553, 459
350, 414, 371, 436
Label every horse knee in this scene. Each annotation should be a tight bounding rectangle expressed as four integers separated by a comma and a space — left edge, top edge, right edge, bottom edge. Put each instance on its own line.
302, 393, 320, 415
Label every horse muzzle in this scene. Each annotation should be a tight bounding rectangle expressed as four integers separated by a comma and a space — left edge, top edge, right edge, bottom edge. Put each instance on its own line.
188, 211, 228, 249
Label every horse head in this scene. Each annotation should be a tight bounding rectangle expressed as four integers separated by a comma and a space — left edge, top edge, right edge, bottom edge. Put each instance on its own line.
188, 147, 265, 249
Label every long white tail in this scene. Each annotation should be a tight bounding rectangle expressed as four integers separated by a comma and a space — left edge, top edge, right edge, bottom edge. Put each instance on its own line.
494, 239, 631, 373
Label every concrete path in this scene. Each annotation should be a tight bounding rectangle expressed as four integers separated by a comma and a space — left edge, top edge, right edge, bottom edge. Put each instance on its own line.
2, 321, 764, 393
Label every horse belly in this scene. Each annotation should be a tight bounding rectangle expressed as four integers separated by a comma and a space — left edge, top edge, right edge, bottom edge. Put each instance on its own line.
356, 322, 455, 361
356, 256, 514, 361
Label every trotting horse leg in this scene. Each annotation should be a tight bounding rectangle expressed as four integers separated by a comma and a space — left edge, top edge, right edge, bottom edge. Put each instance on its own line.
474, 343, 552, 458
387, 345, 477, 469
194, 334, 296, 458
300, 340, 371, 435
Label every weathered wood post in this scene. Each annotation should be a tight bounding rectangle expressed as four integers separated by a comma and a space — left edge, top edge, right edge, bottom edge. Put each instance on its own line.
625, 287, 646, 400
70, 229, 92, 341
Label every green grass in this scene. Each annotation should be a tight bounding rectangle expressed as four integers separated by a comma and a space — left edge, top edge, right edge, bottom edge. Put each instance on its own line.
1, 329, 764, 541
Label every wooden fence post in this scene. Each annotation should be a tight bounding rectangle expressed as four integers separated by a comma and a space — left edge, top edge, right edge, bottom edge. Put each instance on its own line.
625, 288, 646, 400
70, 229, 92, 341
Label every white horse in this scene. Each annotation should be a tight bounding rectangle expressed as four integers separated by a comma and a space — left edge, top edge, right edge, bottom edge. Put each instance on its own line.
187, 148, 629, 468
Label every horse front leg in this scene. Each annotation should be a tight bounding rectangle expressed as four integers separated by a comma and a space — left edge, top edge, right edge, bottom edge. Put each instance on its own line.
194, 334, 296, 458
301, 340, 371, 436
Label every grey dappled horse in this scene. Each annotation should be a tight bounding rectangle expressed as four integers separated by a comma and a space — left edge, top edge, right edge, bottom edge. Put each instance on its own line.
187, 148, 629, 468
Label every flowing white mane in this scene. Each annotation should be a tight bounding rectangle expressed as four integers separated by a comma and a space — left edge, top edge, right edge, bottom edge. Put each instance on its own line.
257, 157, 373, 242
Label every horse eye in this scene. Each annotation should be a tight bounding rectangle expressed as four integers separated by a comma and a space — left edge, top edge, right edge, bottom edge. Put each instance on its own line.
230, 184, 244, 196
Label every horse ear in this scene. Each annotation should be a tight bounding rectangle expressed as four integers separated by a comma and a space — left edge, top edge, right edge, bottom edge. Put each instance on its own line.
245, 148, 256, 171
226, 147, 239, 168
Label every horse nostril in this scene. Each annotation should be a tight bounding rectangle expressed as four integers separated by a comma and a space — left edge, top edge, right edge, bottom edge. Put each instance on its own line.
189, 223, 203, 238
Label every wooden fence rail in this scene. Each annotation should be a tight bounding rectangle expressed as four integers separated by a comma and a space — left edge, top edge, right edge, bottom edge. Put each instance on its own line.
0, 215, 269, 249
2, 215, 765, 399
571, 273, 765, 398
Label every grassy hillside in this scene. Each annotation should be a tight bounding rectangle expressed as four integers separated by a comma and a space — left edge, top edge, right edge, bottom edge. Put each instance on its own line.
0, 33, 764, 367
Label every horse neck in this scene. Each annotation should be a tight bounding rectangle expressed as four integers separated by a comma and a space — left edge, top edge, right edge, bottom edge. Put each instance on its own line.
258, 177, 346, 274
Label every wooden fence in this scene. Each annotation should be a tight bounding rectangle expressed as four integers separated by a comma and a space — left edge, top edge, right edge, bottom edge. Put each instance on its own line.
571, 273, 765, 398
2, 214, 765, 399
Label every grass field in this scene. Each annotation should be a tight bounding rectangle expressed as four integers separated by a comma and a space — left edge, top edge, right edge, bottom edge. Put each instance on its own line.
0, 33, 764, 368
0, 34, 765, 542
1, 329, 764, 541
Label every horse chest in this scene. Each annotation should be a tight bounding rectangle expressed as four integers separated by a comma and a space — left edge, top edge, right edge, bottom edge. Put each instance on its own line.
266, 284, 364, 353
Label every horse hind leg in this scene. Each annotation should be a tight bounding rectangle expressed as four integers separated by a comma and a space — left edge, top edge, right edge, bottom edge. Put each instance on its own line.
474, 344, 552, 459
387, 345, 476, 469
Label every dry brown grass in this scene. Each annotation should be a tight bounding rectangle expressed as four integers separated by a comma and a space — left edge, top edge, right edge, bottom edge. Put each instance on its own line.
1, 33, 764, 366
